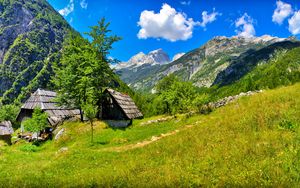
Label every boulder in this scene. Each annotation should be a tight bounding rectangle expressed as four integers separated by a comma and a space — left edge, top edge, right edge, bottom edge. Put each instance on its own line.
55, 128, 65, 141
57, 147, 68, 154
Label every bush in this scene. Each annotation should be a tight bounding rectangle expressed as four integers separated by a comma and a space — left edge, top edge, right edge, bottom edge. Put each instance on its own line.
278, 119, 298, 131
0, 104, 19, 125
193, 94, 210, 113
154, 75, 197, 115
19, 144, 40, 152
23, 108, 48, 134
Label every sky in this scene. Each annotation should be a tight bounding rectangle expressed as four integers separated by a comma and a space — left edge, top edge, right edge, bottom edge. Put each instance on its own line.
47, 0, 300, 62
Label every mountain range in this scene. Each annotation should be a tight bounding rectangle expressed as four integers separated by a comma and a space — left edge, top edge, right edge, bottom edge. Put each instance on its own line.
113, 49, 187, 86
115, 35, 299, 92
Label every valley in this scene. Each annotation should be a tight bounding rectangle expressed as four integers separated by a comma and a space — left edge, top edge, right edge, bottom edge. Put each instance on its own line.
116, 35, 298, 92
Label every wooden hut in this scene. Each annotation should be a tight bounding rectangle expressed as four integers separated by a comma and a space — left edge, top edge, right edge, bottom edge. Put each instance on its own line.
17, 89, 80, 128
0, 121, 14, 145
102, 89, 143, 127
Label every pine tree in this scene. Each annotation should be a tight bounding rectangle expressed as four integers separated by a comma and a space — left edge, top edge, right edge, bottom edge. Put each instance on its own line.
52, 18, 121, 121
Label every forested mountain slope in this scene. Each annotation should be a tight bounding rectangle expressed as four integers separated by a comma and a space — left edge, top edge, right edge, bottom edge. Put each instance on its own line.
210, 46, 300, 99
0, 0, 76, 104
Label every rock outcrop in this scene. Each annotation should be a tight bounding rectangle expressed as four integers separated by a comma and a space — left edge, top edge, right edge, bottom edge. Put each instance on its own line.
209, 90, 263, 109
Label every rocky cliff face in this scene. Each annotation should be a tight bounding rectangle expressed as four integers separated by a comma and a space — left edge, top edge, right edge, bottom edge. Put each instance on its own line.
118, 35, 297, 91
0, 0, 75, 104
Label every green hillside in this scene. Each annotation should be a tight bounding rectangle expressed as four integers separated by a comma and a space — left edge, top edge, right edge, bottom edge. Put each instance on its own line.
210, 46, 300, 100
1, 83, 299, 187
0, 0, 76, 104
214, 41, 300, 86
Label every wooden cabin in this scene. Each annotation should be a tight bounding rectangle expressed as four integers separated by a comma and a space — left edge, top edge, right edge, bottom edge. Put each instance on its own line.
0, 121, 14, 145
102, 89, 143, 127
16, 89, 80, 129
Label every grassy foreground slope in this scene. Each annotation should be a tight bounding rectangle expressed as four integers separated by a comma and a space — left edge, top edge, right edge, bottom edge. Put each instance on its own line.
1, 83, 300, 187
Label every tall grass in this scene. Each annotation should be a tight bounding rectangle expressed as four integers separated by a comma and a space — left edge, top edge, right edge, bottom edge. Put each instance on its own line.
0, 83, 299, 187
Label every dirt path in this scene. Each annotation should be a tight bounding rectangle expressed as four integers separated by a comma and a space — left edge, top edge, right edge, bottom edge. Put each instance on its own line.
102, 124, 196, 152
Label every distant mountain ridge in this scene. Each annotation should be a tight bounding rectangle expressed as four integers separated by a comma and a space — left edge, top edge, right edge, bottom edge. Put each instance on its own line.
114, 49, 170, 70
115, 35, 298, 92
114, 49, 186, 86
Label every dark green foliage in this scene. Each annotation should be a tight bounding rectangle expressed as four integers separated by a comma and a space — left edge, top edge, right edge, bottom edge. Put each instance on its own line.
193, 94, 210, 113
52, 18, 123, 120
161, 80, 197, 114
19, 144, 40, 152
52, 34, 94, 120
0, 104, 19, 125
155, 74, 179, 94
214, 41, 300, 86
211, 47, 300, 100
278, 120, 298, 131
85, 18, 122, 58
23, 108, 48, 133
137, 75, 199, 116
132, 92, 154, 117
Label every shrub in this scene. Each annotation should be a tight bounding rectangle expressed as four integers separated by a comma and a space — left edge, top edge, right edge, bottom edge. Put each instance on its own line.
19, 144, 40, 152
193, 94, 210, 113
278, 119, 298, 131
23, 108, 48, 134
0, 104, 19, 125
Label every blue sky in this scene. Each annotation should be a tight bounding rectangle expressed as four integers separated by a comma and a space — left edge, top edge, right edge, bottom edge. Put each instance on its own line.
47, 0, 300, 61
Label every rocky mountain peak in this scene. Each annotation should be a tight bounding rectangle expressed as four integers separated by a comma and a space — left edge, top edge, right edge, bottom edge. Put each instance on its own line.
148, 48, 170, 64
149, 48, 164, 54
252, 35, 285, 43
115, 49, 170, 70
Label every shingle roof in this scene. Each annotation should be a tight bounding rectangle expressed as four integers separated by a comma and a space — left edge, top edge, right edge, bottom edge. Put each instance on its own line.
20, 89, 80, 126
106, 89, 143, 119
0, 121, 14, 135
22, 89, 60, 110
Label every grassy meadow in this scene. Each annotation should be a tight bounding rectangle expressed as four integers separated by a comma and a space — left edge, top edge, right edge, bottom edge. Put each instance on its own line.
0, 83, 300, 187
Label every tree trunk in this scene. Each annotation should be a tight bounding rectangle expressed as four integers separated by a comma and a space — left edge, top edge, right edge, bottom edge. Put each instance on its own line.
79, 108, 84, 122
90, 120, 94, 143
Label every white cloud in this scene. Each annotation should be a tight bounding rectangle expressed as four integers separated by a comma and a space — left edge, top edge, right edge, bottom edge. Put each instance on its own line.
180, 1, 191, 6
272, 1, 293, 25
172, 53, 185, 61
80, 0, 88, 9
137, 3, 198, 42
288, 10, 300, 35
235, 13, 255, 38
59, 0, 74, 16
200, 9, 221, 29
